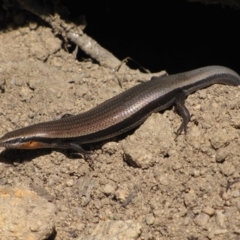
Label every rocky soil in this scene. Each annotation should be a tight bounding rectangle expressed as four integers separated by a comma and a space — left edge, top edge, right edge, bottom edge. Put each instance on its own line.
0, 24, 240, 240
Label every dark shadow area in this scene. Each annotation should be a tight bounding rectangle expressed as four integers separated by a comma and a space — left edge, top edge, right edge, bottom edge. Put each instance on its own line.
0, 147, 98, 163
0, 148, 54, 164
62, 0, 240, 73
0, 134, 132, 164
0, 133, 134, 164
47, 228, 57, 240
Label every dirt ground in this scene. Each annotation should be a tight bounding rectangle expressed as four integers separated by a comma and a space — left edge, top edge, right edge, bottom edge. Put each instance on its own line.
1, 24, 240, 240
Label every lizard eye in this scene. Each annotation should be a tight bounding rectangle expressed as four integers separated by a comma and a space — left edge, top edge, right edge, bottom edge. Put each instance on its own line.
18, 137, 25, 143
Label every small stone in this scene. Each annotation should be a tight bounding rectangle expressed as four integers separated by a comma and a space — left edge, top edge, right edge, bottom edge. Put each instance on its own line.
115, 189, 129, 202
103, 184, 115, 195
219, 161, 235, 177
145, 214, 155, 225
60, 167, 68, 173
232, 189, 240, 198
202, 206, 215, 216
192, 170, 200, 177
29, 221, 42, 232
234, 228, 240, 234
194, 213, 210, 226
210, 129, 234, 149
102, 142, 119, 155
66, 179, 74, 187
29, 22, 38, 30
216, 148, 229, 163
221, 191, 231, 200
19, 86, 32, 101
215, 210, 225, 228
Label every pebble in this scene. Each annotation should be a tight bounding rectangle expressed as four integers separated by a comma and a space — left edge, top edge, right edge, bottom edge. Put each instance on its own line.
194, 213, 210, 226
215, 210, 225, 229
103, 184, 115, 195
202, 206, 215, 216
145, 214, 155, 225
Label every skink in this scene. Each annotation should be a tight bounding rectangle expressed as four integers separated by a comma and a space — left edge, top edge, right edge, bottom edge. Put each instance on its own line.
0, 65, 240, 153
